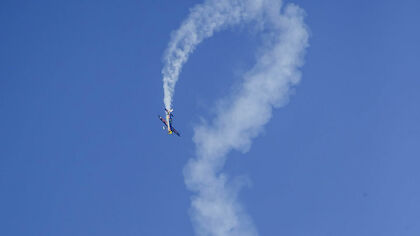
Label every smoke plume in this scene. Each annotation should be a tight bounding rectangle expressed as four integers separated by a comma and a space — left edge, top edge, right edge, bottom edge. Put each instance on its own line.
162, 0, 309, 235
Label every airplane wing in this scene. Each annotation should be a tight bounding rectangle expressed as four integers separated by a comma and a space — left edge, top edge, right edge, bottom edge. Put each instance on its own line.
171, 126, 181, 136
159, 116, 168, 127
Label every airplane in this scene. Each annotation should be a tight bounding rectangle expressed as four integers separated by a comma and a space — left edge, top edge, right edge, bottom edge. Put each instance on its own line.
158, 108, 180, 136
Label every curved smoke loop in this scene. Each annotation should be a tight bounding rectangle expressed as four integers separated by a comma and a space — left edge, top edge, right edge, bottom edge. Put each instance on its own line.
162, 0, 309, 235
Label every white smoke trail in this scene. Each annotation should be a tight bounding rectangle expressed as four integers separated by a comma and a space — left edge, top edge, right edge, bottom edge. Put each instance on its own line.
162, 0, 265, 110
162, 0, 309, 235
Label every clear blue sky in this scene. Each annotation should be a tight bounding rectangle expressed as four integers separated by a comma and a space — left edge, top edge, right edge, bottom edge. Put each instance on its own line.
1, 0, 419, 235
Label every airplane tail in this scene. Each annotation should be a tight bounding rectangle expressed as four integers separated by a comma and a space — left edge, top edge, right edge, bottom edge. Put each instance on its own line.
165, 107, 174, 114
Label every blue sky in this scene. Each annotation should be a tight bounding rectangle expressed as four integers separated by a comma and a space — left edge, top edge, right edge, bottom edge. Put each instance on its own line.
1, 0, 419, 235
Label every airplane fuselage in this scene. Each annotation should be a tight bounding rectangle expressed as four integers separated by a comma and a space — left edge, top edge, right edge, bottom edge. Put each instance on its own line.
166, 113, 172, 134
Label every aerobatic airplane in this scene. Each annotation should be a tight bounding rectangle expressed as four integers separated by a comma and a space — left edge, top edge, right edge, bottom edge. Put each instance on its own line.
158, 108, 180, 136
